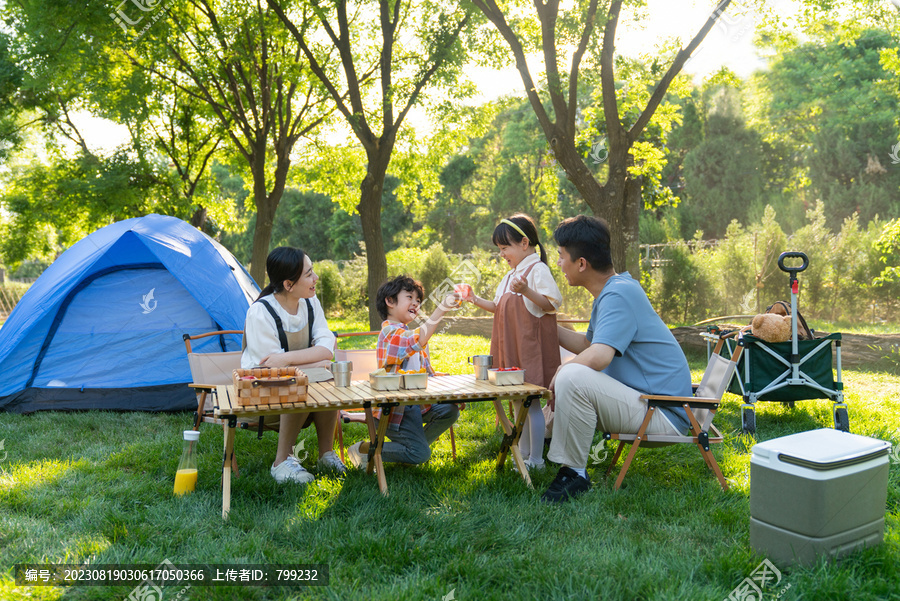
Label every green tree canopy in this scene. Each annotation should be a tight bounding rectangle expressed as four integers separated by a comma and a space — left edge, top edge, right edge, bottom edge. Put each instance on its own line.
754, 28, 900, 229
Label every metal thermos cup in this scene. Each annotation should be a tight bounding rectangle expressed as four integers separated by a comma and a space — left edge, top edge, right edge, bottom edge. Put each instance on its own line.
468, 355, 493, 380
330, 361, 353, 387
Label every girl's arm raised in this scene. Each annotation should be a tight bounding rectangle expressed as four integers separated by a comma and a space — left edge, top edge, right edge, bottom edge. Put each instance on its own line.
467, 295, 497, 313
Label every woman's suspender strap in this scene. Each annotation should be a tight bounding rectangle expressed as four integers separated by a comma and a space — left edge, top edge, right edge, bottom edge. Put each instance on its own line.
257, 299, 289, 352
306, 298, 314, 349
256, 298, 315, 353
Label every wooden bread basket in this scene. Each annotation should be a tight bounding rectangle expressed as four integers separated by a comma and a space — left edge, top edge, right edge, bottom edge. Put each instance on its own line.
232, 367, 309, 406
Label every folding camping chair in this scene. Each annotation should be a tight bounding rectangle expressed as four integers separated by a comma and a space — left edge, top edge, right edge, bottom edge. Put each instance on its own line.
332, 331, 458, 463
183, 330, 281, 437
718, 252, 848, 434
604, 331, 742, 491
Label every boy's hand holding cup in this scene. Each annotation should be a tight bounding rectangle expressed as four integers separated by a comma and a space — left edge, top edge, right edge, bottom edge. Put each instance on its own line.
440, 292, 462, 310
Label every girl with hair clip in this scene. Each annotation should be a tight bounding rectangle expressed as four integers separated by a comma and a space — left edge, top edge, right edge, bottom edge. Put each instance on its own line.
459, 213, 562, 470
242, 246, 346, 484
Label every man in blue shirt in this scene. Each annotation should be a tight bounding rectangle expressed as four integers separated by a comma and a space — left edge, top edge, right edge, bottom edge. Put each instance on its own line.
542, 215, 692, 503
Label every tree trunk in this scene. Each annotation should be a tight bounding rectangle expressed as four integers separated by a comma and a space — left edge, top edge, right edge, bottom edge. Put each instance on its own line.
359, 146, 393, 330
249, 151, 278, 287
190, 206, 208, 231
250, 198, 277, 288
558, 134, 641, 277
247, 140, 293, 288
622, 175, 642, 278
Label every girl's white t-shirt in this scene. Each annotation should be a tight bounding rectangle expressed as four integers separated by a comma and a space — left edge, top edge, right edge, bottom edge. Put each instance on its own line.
241, 294, 335, 368
493, 253, 563, 318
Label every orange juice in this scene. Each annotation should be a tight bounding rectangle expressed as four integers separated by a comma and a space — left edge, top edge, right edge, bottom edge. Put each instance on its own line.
173, 468, 198, 495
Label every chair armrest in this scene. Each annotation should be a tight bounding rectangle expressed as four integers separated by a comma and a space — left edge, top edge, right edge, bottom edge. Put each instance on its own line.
640, 394, 721, 406
189, 383, 218, 390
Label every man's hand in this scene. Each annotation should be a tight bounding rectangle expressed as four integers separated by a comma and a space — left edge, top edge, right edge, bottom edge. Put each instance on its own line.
547, 365, 562, 411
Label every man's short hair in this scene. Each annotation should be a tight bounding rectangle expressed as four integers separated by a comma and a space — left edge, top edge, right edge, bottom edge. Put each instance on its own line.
553, 215, 613, 271
375, 275, 425, 321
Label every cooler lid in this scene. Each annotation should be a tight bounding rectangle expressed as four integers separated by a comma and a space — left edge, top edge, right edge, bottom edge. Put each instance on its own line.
752, 428, 891, 471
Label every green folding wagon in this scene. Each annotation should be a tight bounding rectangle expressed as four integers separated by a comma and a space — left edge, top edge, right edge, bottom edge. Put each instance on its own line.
719, 252, 848, 434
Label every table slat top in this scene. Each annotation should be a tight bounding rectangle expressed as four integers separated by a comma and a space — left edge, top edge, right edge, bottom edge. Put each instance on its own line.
214, 374, 547, 416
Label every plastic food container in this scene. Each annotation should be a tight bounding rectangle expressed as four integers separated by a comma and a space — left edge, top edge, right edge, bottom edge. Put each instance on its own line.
401, 372, 428, 390
369, 372, 401, 391
487, 368, 525, 386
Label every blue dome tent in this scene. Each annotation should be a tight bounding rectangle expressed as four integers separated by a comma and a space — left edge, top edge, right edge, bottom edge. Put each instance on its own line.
0, 214, 258, 413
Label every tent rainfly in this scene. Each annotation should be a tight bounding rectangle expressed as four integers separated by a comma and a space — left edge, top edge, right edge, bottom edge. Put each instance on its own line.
0, 214, 258, 413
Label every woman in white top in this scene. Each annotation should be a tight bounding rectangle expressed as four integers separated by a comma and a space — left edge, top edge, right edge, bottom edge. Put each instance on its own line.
242, 246, 346, 484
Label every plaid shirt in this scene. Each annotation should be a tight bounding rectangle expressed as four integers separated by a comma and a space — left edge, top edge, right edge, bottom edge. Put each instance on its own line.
375, 320, 435, 429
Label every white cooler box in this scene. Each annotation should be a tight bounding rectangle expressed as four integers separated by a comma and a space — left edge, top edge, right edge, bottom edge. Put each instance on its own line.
750, 428, 891, 566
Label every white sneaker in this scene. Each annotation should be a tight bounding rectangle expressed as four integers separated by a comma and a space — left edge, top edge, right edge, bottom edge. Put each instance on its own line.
514, 457, 546, 474
271, 455, 314, 484
317, 451, 347, 475
347, 441, 369, 471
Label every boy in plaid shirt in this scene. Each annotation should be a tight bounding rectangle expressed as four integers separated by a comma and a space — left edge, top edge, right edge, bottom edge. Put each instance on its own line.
347, 275, 460, 470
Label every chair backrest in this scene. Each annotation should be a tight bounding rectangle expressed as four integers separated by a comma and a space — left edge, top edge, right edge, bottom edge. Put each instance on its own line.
187, 351, 243, 386
694, 353, 737, 400
184, 330, 244, 386
334, 348, 379, 380
560, 346, 577, 365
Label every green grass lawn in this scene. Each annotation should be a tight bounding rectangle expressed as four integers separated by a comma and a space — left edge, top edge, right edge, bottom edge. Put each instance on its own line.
1, 331, 898, 601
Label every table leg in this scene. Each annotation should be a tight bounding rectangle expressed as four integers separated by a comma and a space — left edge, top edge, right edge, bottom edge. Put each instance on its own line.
493, 397, 534, 489
364, 406, 391, 495
222, 417, 236, 520
509, 400, 532, 488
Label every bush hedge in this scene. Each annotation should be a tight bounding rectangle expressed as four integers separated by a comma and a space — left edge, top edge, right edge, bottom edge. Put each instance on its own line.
317, 205, 900, 326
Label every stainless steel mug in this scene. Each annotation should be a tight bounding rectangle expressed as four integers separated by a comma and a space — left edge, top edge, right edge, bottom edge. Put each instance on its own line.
330, 361, 353, 387
468, 355, 493, 380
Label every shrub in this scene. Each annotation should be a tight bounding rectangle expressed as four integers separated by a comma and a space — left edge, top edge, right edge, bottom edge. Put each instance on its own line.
873, 218, 900, 320
335, 255, 368, 319
418, 243, 451, 304
466, 247, 505, 303
386, 247, 426, 279
652, 241, 717, 324
0, 281, 31, 320
313, 260, 344, 314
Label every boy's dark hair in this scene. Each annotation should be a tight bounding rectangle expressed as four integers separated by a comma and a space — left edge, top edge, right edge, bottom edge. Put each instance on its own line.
376, 275, 425, 321
553, 215, 613, 272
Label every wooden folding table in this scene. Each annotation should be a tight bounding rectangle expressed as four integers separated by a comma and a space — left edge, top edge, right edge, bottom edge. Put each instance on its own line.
213, 374, 548, 519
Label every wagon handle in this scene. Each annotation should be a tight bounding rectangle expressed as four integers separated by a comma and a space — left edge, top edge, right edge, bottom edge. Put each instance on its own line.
778, 251, 808, 276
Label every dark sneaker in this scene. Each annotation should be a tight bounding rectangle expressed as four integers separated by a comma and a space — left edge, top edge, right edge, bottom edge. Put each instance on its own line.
541, 466, 591, 503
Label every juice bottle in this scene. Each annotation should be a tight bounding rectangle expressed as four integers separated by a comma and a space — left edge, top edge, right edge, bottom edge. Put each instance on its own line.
174, 430, 199, 495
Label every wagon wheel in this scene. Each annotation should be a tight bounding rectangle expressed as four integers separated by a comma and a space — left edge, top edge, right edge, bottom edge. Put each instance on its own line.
833, 406, 850, 433
741, 403, 756, 434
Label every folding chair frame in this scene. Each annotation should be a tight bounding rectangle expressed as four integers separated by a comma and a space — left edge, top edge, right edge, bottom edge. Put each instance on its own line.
605, 397, 727, 491
184, 330, 280, 477
604, 334, 742, 491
